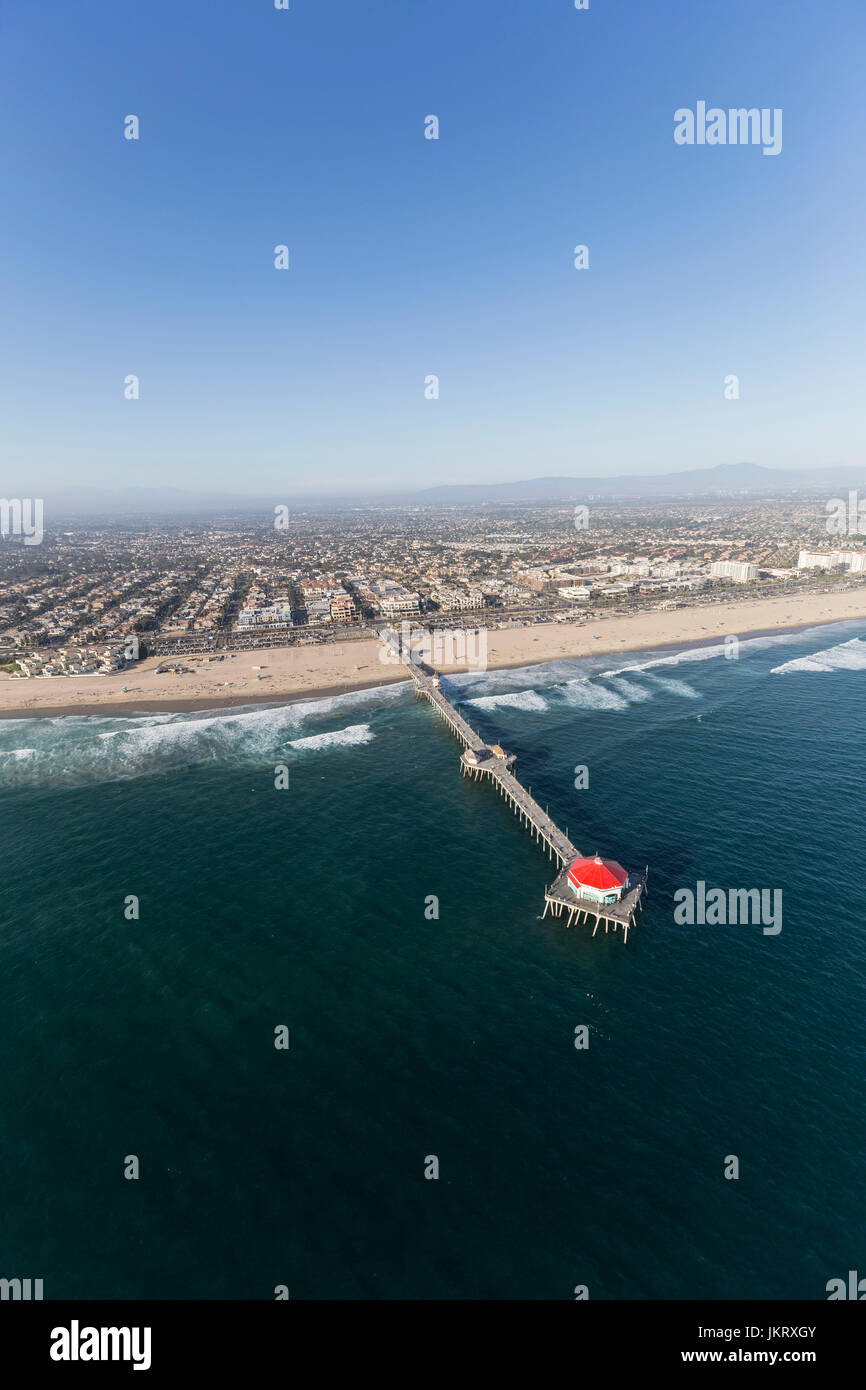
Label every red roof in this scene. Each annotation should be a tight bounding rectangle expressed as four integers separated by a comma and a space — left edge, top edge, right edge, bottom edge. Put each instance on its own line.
567, 855, 628, 891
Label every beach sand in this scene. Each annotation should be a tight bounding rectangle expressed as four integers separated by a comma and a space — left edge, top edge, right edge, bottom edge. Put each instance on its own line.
1, 589, 864, 719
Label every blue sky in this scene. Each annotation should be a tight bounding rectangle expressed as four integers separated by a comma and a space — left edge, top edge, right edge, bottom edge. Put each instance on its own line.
1, 0, 863, 494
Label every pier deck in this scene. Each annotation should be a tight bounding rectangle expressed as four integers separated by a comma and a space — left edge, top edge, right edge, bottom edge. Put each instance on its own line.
542, 862, 646, 944
384, 633, 645, 941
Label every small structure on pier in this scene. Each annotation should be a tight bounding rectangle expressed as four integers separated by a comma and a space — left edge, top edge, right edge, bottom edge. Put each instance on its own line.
463, 746, 491, 767
567, 855, 629, 906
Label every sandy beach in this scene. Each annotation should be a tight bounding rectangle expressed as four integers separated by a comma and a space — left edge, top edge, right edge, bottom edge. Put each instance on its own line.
1, 589, 864, 719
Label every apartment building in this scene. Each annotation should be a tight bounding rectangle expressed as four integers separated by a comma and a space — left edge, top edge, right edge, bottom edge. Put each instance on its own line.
710, 561, 759, 582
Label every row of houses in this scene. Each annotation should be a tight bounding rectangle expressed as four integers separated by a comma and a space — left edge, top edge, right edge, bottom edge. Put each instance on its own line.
10, 643, 132, 677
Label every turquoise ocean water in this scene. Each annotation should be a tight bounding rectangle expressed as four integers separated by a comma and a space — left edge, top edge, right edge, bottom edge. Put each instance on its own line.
1, 620, 864, 1299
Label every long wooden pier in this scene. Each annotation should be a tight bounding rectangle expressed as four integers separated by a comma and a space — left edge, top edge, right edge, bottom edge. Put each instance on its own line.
385, 633, 645, 941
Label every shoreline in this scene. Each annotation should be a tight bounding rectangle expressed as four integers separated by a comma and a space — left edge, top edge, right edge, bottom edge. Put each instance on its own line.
1, 591, 864, 721
0, 671, 411, 720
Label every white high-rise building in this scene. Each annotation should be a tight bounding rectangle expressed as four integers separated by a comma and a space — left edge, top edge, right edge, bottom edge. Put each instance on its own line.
710, 561, 758, 582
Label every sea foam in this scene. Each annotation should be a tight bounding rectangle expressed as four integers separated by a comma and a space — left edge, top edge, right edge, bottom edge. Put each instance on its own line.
605, 677, 655, 703
643, 675, 702, 699
0, 697, 382, 789
771, 637, 866, 675
466, 690, 548, 712
288, 724, 374, 751
560, 680, 629, 711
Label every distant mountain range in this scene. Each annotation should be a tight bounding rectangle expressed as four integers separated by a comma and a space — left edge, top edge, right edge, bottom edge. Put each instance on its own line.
21, 462, 866, 516
413, 462, 866, 503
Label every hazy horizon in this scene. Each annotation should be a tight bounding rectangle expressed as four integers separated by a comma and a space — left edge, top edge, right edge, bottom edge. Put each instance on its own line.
8, 459, 866, 512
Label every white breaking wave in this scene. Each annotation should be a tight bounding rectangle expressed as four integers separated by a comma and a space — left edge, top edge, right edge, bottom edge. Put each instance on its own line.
600, 642, 728, 677
466, 690, 548, 712
643, 675, 702, 699
560, 672, 699, 708
771, 637, 866, 675
599, 628, 812, 679
605, 677, 655, 703
0, 698, 385, 789
288, 681, 408, 717
448, 625, 846, 702
561, 680, 629, 711
288, 724, 374, 751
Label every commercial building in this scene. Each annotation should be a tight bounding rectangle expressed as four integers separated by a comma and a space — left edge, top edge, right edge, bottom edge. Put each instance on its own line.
365, 580, 420, 617
329, 592, 359, 624
558, 586, 593, 601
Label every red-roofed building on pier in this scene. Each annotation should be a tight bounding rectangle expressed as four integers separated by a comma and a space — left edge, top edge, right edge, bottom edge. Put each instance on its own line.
567, 855, 629, 906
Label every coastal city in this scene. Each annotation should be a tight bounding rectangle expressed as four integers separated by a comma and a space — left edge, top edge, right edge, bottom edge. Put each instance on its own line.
1, 495, 864, 679
3, 0, 864, 1328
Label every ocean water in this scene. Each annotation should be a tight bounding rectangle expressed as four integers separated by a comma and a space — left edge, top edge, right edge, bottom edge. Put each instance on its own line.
1, 621, 864, 1300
